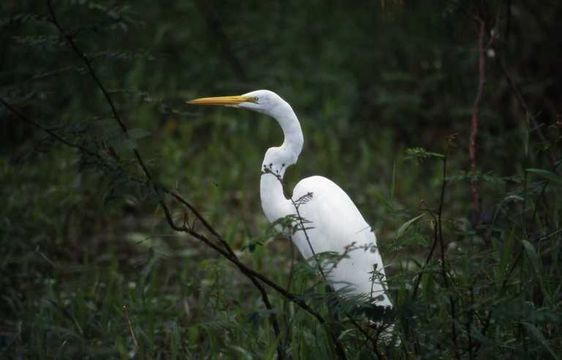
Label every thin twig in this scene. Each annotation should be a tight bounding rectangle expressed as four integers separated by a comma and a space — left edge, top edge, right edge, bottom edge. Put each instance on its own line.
46, 0, 126, 137
291, 195, 328, 280
169, 190, 237, 258
411, 213, 439, 300
468, 16, 487, 223
411, 155, 448, 300
435, 155, 460, 359
123, 305, 139, 352
409, 153, 459, 358
288, 195, 348, 359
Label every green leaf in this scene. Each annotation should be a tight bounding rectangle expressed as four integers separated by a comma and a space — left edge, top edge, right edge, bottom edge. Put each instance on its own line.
395, 213, 425, 239
521, 239, 547, 297
405, 147, 445, 162
522, 322, 559, 360
522, 240, 542, 276
526, 168, 562, 187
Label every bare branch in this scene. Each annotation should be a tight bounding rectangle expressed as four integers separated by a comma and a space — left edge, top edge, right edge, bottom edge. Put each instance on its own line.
468, 16, 486, 223
44, 1, 288, 356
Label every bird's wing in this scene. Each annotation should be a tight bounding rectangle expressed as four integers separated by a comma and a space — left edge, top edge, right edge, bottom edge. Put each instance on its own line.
292, 175, 374, 251
291, 176, 390, 301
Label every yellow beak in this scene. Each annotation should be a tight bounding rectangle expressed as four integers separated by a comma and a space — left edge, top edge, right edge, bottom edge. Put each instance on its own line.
186, 95, 256, 106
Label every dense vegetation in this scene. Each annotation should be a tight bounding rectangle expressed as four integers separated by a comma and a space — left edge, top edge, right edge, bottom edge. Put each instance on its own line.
1, 1, 560, 358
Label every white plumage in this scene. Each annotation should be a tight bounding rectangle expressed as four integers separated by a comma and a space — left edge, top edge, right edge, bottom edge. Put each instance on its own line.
188, 90, 392, 309
292, 176, 391, 306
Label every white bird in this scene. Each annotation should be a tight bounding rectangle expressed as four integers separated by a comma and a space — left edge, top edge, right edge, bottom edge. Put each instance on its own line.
188, 90, 392, 309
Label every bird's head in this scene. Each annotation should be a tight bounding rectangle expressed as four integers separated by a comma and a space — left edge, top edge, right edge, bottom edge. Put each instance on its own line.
187, 89, 288, 117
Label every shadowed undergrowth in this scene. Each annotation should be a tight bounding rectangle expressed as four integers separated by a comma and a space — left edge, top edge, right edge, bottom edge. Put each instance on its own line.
1, 1, 561, 359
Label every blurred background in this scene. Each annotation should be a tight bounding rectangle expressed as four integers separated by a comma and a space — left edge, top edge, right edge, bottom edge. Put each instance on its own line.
1, 0, 561, 358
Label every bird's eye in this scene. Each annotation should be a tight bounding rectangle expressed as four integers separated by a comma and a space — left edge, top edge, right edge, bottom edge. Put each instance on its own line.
249, 96, 259, 103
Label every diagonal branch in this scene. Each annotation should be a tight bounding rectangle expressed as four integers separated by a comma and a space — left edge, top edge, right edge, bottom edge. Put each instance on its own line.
435, 155, 460, 360
45, 0, 285, 356
408, 151, 459, 358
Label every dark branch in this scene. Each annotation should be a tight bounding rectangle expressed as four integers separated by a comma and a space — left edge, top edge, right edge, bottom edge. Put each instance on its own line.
468, 16, 487, 224
45, 1, 287, 356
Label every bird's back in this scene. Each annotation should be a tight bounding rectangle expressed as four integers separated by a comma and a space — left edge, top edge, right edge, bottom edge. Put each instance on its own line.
291, 176, 392, 306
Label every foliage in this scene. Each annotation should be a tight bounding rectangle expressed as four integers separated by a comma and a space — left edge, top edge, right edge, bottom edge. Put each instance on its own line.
1, 0, 561, 358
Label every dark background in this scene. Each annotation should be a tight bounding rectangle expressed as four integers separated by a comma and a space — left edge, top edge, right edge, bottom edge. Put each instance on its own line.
1, 1, 560, 358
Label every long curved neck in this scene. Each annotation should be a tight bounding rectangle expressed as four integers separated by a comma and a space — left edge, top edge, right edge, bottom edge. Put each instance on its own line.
276, 108, 304, 163
260, 102, 304, 223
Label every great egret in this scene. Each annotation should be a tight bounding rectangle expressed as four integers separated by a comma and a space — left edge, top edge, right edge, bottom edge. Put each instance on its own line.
188, 90, 392, 309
